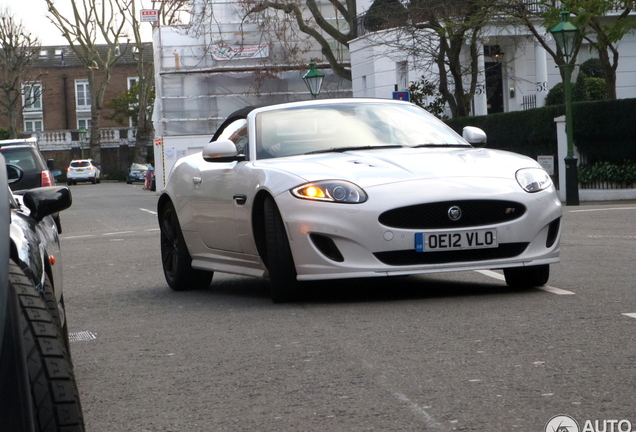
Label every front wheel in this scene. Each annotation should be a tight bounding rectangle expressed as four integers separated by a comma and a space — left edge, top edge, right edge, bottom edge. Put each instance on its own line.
504, 264, 550, 288
264, 197, 299, 303
160, 201, 213, 291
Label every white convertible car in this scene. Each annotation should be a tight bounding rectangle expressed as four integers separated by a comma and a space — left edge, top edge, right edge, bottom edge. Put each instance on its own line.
158, 99, 562, 302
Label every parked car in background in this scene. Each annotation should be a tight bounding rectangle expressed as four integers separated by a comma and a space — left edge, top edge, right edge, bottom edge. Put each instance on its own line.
127, 163, 152, 184
1, 155, 85, 431
0, 137, 40, 149
0, 144, 56, 191
66, 159, 101, 185
158, 98, 562, 302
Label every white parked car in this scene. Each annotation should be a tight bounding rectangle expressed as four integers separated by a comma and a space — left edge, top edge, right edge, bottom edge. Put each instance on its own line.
158, 99, 562, 302
67, 159, 101, 185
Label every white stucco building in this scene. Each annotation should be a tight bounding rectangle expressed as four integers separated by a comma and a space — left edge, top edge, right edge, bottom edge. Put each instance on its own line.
350, 2, 636, 116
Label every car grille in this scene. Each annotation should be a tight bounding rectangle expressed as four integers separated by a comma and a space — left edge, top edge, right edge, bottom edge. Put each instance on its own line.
378, 200, 526, 229
373, 243, 529, 266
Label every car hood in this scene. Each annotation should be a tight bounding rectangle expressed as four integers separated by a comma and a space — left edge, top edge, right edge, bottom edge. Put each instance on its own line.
253, 147, 541, 188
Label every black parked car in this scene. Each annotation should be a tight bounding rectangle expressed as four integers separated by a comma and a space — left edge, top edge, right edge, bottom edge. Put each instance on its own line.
0, 144, 56, 191
0, 155, 85, 431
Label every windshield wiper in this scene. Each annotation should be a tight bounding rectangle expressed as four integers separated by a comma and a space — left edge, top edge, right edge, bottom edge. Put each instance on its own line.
411, 143, 471, 148
305, 145, 403, 155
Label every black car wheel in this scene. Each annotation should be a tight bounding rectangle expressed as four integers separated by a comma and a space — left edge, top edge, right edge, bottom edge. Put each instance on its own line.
504, 264, 550, 288
264, 196, 299, 303
160, 201, 213, 291
8, 260, 85, 432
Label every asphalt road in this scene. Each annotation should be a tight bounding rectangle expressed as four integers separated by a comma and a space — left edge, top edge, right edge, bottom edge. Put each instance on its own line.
59, 182, 635, 432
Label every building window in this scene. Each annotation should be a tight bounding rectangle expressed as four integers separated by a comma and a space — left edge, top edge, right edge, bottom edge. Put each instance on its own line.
24, 119, 43, 132
77, 118, 91, 130
76, 80, 91, 109
396, 61, 408, 91
23, 82, 42, 111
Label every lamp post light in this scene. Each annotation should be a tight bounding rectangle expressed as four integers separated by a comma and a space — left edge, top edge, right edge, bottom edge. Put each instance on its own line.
78, 127, 87, 159
303, 60, 325, 99
551, 9, 581, 206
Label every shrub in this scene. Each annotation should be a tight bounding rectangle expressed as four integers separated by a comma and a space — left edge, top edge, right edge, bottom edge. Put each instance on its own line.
105, 170, 127, 181
578, 161, 636, 186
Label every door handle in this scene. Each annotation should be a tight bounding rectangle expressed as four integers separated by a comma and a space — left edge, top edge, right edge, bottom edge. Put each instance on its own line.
193, 177, 202, 184
233, 194, 247, 205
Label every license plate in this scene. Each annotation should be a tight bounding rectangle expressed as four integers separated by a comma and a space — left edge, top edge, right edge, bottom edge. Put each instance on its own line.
76, 169, 85, 172
415, 229, 497, 252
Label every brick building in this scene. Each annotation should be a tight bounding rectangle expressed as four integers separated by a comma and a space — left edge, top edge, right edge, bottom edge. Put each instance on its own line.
0, 44, 152, 175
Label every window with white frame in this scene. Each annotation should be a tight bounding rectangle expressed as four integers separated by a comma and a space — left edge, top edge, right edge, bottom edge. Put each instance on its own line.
23, 82, 43, 111
396, 61, 409, 91
24, 118, 43, 132
75, 80, 91, 109
77, 118, 91, 130
128, 77, 139, 89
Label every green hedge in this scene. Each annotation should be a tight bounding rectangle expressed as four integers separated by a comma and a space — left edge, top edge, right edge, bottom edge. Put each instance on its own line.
445, 98, 636, 163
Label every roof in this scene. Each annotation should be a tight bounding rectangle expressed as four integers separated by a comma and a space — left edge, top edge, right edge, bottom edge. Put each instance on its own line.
32, 43, 153, 68
0, 137, 38, 149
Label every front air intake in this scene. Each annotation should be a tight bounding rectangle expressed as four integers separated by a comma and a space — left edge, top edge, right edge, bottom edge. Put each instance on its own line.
310, 234, 344, 262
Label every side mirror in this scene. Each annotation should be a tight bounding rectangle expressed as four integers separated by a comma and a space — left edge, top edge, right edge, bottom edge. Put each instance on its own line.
6, 164, 23, 184
22, 186, 72, 222
202, 139, 244, 163
462, 126, 487, 147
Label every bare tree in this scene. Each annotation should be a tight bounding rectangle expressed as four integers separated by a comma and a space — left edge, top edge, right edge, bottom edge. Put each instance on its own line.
44, 0, 129, 165
0, 8, 41, 138
502, 0, 635, 99
189, 0, 356, 81
364, 0, 498, 118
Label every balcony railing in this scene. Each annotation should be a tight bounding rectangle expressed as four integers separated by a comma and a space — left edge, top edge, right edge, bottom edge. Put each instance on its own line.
33, 128, 137, 151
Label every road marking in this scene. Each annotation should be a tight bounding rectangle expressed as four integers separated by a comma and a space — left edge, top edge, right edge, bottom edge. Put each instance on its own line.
569, 207, 636, 213
537, 285, 575, 295
474, 270, 575, 295
140, 208, 157, 215
588, 234, 636, 239
392, 391, 442, 429
145, 228, 160, 232
63, 235, 95, 239
622, 313, 636, 319
475, 269, 504, 281
102, 231, 135, 236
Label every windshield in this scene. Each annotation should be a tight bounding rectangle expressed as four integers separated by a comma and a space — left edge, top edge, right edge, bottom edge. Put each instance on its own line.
71, 161, 90, 168
255, 102, 468, 159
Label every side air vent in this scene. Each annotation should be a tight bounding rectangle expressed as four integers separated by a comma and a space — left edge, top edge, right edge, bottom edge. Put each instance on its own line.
310, 234, 344, 262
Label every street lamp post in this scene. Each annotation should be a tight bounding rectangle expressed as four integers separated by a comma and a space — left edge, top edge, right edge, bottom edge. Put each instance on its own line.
551, 9, 580, 206
302, 60, 325, 99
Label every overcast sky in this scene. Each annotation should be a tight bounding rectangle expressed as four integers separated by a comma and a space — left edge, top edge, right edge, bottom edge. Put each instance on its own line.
0, 0, 69, 45
0, 0, 154, 46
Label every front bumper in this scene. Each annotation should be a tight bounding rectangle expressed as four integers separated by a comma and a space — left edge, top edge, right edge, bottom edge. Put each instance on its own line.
275, 177, 562, 281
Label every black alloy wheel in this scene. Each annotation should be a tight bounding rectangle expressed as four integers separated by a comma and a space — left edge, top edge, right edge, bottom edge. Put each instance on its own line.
160, 201, 213, 291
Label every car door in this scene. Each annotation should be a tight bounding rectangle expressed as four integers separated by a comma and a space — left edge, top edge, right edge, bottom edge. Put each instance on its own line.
188, 119, 248, 252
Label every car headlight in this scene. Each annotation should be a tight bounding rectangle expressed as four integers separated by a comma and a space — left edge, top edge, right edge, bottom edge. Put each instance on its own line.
516, 168, 552, 193
291, 180, 368, 203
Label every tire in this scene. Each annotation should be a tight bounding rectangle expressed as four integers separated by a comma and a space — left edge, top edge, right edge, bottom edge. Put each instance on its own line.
91, 177, 96, 184
160, 201, 213, 291
504, 264, 550, 288
66, 180, 72, 186
150, 178, 156, 192
8, 260, 85, 432
126, 179, 132, 184
264, 196, 299, 303
42, 274, 72, 357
